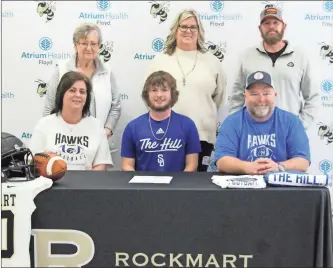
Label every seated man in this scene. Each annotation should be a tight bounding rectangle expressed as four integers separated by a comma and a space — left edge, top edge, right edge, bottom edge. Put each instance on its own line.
214, 71, 310, 175
121, 71, 201, 171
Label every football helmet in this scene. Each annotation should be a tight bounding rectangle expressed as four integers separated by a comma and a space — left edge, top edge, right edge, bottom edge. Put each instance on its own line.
1, 132, 35, 182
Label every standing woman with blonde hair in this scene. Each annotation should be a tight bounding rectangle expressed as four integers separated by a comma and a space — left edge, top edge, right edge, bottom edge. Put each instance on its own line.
146, 9, 227, 171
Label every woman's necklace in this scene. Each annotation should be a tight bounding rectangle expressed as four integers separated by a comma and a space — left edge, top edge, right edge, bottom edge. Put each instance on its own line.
175, 51, 198, 86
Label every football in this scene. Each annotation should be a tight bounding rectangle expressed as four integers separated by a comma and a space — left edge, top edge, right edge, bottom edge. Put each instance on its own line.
33, 152, 67, 181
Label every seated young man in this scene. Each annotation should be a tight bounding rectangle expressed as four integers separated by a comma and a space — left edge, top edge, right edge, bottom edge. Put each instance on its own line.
121, 71, 201, 172
215, 71, 310, 175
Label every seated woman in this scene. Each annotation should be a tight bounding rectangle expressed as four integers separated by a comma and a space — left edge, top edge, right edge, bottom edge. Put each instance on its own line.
30, 71, 113, 170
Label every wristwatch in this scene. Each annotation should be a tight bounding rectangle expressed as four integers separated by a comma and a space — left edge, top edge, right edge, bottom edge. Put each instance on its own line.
278, 163, 286, 172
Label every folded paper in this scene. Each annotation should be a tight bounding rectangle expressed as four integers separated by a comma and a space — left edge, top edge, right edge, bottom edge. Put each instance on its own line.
211, 175, 266, 189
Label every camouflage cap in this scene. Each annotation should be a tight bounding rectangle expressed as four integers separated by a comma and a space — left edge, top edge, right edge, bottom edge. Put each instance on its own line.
260, 5, 283, 24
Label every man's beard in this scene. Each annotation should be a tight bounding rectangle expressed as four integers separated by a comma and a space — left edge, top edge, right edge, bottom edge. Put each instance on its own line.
261, 28, 284, 45
148, 99, 171, 112
249, 105, 273, 119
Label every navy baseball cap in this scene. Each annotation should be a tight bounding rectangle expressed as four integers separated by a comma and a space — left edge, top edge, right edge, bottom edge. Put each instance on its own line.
246, 71, 275, 90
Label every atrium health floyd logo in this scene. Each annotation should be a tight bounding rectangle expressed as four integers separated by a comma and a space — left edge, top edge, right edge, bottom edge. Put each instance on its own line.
39, 37, 53, 50
319, 159, 332, 174
21, 37, 71, 66
78, 0, 129, 26
1, 91, 14, 100
323, 0, 333, 12
1, 9, 14, 18
200, 1, 242, 27
21, 132, 32, 139
134, 38, 164, 60
305, 1, 333, 27
320, 79, 333, 108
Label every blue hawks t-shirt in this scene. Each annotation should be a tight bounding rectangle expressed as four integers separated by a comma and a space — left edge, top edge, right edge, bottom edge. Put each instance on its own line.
214, 107, 310, 164
121, 110, 201, 171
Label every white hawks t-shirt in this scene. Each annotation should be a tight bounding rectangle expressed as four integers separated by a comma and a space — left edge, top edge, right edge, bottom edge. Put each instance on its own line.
1, 177, 53, 267
29, 114, 113, 170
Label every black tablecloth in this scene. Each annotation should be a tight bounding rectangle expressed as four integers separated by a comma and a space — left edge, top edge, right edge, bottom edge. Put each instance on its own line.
31, 171, 333, 267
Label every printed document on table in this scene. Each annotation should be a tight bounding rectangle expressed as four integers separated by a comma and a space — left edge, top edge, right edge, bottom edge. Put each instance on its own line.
129, 176, 173, 184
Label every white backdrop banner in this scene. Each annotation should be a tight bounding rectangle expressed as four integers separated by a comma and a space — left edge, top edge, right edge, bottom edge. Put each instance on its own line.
1, 0, 333, 175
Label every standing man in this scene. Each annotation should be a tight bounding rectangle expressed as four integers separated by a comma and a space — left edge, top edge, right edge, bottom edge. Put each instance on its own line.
121, 71, 201, 172
230, 4, 319, 129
